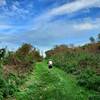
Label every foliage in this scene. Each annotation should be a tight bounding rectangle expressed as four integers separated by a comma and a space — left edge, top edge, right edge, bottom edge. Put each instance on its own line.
4, 43, 43, 74
97, 33, 100, 43
89, 37, 95, 43
77, 68, 100, 92
46, 44, 100, 93
0, 43, 43, 99
0, 63, 26, 99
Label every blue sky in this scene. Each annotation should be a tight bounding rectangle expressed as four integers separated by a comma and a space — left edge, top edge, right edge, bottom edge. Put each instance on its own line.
0, 0, 100, 52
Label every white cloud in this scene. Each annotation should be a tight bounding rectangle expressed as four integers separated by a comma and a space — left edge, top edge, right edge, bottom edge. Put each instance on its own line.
0, 24, 13, 29
32, 0, 100, 32
0, 0, 6, 6
35, 0, 100, 22
73, 18, 100, 31
12, 5, 19, 11
0, 0, 100, 51
73, 23, 99, 30
0, 1, 29, 20
49, 0, 100, 16
12, 1, 21, 11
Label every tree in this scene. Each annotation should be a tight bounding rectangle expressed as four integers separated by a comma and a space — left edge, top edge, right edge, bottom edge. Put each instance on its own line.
89, 37, 95, 44
16, 43, 33, 56
97, 33, 100, 43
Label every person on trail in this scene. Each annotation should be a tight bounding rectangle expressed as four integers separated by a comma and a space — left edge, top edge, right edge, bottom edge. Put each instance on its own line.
0, 48, 6, 60
48, 60, 53, 69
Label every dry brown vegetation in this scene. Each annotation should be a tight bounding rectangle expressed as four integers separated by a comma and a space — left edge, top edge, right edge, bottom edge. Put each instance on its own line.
3, 43, 43, 75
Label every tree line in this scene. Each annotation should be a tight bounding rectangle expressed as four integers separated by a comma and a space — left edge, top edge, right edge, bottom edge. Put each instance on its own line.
89, 33, 100, 43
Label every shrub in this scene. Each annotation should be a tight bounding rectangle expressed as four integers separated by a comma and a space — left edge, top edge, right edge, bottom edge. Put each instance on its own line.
4, 43, 43, 74
46, 46, 100, 92
77, 68, 100, 92
89, 94, 100, 100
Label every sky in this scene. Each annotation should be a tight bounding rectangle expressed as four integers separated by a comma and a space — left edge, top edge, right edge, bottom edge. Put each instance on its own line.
0, 0, 100, 52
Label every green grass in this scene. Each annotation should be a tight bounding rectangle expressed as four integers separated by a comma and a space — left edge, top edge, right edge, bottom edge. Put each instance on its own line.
15, 61, 96, 100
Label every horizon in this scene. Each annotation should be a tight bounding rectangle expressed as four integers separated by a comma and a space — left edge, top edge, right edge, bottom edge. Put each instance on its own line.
0, 0, 100, 52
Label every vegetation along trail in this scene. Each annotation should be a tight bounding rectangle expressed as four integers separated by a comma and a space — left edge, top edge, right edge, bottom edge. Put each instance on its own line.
15, 61, 96, 100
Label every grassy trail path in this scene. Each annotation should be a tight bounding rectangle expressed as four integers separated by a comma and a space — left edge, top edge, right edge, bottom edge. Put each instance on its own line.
15, 61, 93, 100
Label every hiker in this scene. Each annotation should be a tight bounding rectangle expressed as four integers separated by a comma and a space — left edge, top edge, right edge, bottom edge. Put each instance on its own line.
0, 48, 6, 60
48, 60, 53, 69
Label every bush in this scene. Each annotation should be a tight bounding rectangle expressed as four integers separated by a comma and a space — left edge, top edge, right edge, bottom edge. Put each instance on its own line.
0, 73, 19, 98
0, 65, 19, 99
46, 46, 100, 92
0, 92, 3, 100
89, 95, 100, 100
0, 44, 43, 99
77, 68, 100, 92
4, 43, 43, 74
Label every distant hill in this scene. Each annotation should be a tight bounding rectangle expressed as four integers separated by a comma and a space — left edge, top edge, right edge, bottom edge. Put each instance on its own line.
45, 43, 100, 58
80, 43, 100, 53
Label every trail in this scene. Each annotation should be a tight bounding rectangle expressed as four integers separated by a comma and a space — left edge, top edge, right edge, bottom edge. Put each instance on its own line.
15, 61, 93, 100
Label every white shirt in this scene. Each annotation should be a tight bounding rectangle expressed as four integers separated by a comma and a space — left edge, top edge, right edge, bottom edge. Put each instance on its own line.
48, 61, 53, 65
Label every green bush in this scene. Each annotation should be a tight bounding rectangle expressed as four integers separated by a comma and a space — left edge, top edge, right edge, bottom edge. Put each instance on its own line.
0, 67, 20, 99
47, 50, 100, 92
0, 92, 3, 100
88, 94, 100, 100
77, 68, 100, 92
